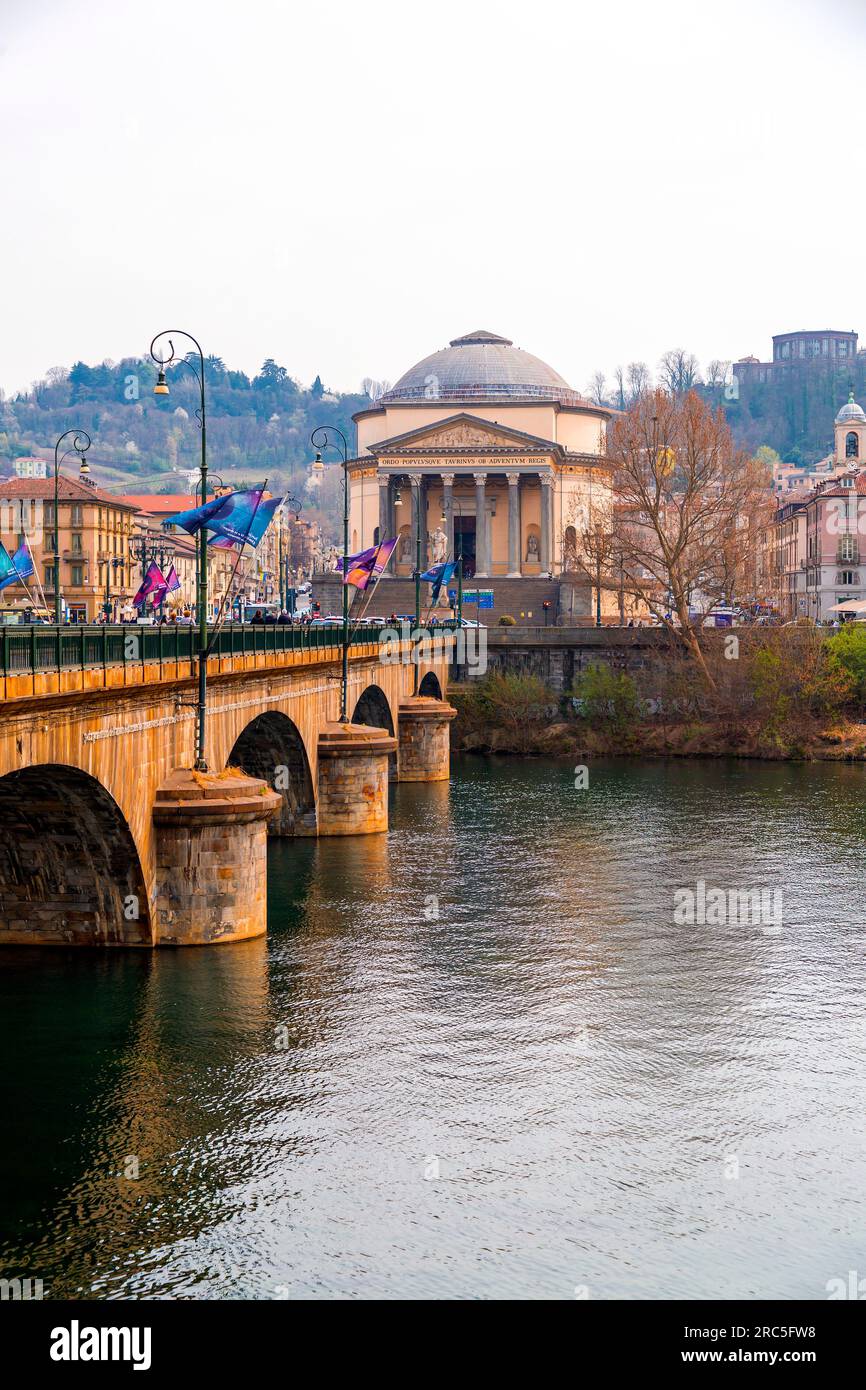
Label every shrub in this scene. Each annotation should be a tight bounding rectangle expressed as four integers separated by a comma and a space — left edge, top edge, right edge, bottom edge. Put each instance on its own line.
825, 624, 866, 708
498, 614, 516, 626
572, 664, 638, 731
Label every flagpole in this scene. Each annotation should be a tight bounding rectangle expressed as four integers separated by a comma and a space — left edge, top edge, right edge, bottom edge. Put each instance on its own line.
311, 427, 351, 723
151, 331, 209, 770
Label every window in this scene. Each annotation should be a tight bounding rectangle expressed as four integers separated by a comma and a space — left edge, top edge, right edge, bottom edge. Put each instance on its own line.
70, 504, 83, 525
846, 432, 859, 459
836, 571, 858, 585
71, 564, 84, 586
71, 533, 83, 553
44, 502, 55, 524
839, 534, 858, 560
44, 565, 55, 587
839, 342, 848, 357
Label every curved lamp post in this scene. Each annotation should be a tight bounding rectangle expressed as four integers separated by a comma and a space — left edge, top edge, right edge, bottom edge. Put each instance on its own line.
310, 426, 350, 721
150, 330, 209, 770
281, 495, 302, 614
53, 429, 91, 624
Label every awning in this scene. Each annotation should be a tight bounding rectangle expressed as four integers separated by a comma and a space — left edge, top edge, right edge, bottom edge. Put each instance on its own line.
828, 598, 866, 612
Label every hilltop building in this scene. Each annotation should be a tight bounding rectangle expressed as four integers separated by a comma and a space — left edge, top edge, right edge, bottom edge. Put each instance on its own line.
736, 329, 859, 388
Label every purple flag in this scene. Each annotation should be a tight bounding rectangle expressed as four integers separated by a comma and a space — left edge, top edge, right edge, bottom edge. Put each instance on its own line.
132, 560, 169, 608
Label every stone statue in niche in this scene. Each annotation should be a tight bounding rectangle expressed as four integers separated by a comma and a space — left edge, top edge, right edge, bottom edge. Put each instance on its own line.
525, 533, 540, 562
430, 527, 448, 563
398, 529, 412, 562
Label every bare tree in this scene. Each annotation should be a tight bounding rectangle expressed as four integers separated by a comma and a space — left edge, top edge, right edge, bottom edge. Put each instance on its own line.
626, 361, 652, 401
609, 389, 765, 686
705, 359, 730, 392
612, 365, 627, 411
658, 348, 701, 395
361, 377, 391, 402
587, 370, 609, 407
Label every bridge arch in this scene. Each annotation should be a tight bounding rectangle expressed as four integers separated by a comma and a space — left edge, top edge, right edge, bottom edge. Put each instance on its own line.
418, 671, 443, 699
227, 710, 316, 835
0, 764, 151, 946
351, 683, 397, 778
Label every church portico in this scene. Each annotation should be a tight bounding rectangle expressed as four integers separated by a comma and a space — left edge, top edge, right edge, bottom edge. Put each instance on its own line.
345, 331, 616, 619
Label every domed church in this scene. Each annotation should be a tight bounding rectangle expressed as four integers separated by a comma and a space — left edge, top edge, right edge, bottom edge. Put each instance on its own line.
347, 330, 614, 619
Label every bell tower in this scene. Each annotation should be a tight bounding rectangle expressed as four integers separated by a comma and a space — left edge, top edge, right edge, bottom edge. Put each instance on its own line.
834, 389, 866, 464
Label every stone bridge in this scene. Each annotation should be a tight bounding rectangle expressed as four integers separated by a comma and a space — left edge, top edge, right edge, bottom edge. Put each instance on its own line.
0, 624, 454, 949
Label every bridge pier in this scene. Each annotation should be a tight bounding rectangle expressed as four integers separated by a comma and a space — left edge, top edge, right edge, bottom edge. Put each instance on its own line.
152, 769, 280, 945
316, 722, 397, 835
397, 697, 457, 781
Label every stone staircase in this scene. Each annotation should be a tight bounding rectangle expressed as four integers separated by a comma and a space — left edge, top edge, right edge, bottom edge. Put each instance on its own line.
312, 575, 589, 626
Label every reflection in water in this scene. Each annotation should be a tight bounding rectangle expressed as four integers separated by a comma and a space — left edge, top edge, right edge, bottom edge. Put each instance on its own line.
1, 758, 865, 1298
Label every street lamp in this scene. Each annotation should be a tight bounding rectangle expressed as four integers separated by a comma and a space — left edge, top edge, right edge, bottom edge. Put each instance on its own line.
394, 475, 424, 691
150, 330, 209, 770
103, 555, 124, 621
310, 426, 350, 722
53, 429, 91, 624
280, 495, 302, 614
440, 500, 463, 625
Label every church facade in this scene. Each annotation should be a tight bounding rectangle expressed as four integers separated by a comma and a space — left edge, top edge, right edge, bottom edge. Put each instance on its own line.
348, 331, 614, 598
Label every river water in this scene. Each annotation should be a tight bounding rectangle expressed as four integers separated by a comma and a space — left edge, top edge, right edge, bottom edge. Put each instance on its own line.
2, 757, 865, 1300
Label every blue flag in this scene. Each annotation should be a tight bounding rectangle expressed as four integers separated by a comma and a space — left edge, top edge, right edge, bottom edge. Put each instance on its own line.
165, 488, 283, 550
419, 559, 457, 604
207, 494, 283, 549
163, 493, 234, 536
0, 539, 34, 593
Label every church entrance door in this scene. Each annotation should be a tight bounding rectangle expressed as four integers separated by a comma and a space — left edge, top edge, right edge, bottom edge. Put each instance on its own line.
455, 515, 476, 577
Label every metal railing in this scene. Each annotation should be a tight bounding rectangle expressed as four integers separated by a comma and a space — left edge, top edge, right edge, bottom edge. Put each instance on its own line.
0, 621, 424, 677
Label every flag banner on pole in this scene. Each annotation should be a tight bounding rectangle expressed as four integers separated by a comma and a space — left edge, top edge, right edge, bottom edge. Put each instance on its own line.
164, 564, 181, 592
10, 540, 35, 581
132, 560, 169, 608
419, 559, 457, 604
338, 537, 397, 591
206, 494, 283, 549
0, 539, 35, 592
162, 493, 234, 536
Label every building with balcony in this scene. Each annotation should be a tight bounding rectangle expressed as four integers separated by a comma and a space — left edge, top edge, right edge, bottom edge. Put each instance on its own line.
0, 474, 137, 621
769, 392, 866, 620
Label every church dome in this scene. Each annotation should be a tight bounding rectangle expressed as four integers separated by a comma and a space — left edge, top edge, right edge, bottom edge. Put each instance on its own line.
836, 391, 866, 425
382, 330, 587, 406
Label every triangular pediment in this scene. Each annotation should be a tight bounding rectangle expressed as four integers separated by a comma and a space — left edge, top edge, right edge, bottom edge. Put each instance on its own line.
369, 412, 557, 454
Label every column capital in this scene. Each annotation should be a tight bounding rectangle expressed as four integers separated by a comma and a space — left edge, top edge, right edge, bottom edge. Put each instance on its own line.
505, 472, 521, 487
540, 473, 556, 488
376, 472, 390, 487
410, 475, 421, 489
473, 472, 487, 487
440, 473, 455, 487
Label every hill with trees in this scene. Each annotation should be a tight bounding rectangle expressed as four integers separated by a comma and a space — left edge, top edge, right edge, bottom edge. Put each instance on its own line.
0, 354, 384, 542
586, 346, 866, 465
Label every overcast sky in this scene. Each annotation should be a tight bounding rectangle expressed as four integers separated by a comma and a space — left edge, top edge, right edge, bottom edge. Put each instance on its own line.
1, 0, 863, 399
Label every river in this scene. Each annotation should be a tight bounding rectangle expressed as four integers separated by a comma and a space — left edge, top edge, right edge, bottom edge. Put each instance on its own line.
2, 757, 865, 1299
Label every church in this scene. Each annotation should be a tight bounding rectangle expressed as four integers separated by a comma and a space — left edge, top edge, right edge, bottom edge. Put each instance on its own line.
347, 330, 615, 619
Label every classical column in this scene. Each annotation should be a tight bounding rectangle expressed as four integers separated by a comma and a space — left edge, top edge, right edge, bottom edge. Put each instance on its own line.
377, 473, 389, 545
410, 478, 422, 572
540, 473, 554, 574
506, 472, 521, 576
441, 473, 455, 557
474, 472, 488, 577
